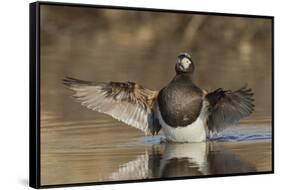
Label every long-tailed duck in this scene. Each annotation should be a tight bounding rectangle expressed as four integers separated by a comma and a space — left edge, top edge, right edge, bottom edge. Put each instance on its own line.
63, 52, 254, 142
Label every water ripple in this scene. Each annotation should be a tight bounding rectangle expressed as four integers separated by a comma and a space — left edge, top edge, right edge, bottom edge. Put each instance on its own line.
209, 124, 272, 142
138, 124, 272, 144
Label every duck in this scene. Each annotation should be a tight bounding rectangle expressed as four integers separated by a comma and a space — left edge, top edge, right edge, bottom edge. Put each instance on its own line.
63, 52, 254, 143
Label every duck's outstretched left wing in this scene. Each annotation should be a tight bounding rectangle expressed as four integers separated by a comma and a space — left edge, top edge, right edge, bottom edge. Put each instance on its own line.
63, 77, 160, 135
206, 86, 254, 134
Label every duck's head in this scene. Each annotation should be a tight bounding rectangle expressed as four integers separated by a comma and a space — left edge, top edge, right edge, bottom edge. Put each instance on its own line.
175, 52, 194, 74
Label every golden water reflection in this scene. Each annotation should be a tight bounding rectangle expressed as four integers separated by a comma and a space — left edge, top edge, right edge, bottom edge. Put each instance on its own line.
41, 112, 271, 185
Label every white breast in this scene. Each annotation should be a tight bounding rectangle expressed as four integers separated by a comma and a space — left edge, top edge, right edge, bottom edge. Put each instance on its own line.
156, 101, 209, 142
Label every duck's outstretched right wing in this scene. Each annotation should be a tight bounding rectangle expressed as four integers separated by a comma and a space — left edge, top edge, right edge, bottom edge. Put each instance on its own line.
63, 77, 160, 135
206, 86, 254, 134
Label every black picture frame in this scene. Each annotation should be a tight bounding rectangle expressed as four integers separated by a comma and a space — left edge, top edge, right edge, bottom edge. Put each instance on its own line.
29, 1, 274, 189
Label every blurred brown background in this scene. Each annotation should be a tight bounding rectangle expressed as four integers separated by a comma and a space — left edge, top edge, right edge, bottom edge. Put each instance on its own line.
40, 5, 272, 122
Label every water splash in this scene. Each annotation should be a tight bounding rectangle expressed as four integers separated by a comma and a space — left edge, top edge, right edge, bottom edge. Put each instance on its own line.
209, 124, 272, 142
138, 136, 163, 144
138, 124, 272, 144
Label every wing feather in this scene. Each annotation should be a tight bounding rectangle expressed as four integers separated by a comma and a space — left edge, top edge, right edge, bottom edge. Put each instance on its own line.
63, 77, 159, 135
206, 86, 254, 134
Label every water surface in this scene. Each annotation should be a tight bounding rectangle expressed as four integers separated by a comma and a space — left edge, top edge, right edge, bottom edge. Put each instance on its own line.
41, 112, 272, 185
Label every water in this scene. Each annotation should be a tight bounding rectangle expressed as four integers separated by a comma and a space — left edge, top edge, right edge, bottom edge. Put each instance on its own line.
41, 111, 272, 185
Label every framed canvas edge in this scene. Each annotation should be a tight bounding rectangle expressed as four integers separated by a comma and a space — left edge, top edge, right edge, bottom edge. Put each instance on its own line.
30, 2, 41, 189
36, 172, 273, 189
36, 0, 274, 18
271, 16, 275, 174
29, 1, 275, 189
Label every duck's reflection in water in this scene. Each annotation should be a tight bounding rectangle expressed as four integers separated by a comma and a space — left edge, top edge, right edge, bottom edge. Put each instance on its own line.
109, 142, 256, 180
